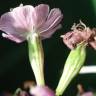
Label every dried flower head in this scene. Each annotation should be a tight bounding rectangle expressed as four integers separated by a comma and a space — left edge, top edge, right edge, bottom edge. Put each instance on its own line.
61, 21, 96, 49
0, 4, 63, 43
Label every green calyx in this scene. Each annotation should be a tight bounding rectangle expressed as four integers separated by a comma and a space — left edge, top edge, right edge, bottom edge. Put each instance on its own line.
28, 32, 45, 86
56, 42, 86, 96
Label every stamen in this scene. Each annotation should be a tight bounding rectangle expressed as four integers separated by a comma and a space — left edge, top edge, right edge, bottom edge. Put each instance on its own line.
71, 23, 76, 30
19, 4, 23, 7
71, 21, 87, 31
10, 8, 13, 11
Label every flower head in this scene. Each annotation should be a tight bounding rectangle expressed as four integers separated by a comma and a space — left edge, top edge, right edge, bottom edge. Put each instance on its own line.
0, 4, 63, 43
61, 21, 96, 49
30, 86, 55, 96
82, 92, 93, 96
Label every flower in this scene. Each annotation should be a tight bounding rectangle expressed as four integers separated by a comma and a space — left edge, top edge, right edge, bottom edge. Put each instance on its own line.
30, 86, 55, 96
61, 21, 96, 49
82, 92, 93, 96
0, 4, 63, 43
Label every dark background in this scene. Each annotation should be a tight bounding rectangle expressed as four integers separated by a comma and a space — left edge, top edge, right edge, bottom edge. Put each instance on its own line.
0, 0, 96, 96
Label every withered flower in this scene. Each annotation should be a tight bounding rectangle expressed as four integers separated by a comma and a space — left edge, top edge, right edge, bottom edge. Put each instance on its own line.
61, 21, 96, 49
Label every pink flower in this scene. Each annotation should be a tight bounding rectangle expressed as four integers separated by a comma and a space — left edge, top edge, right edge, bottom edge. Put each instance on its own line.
30, 86, 55, 96
61, 21, 96, 49
81, 92, 93, 96
0, 4, 63, 43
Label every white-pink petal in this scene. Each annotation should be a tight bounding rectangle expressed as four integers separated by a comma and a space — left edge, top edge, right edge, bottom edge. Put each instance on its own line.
39, 8, 63, 33
40, 24, 62, 39
2, 33, 24, 43
35, 4, 49, 28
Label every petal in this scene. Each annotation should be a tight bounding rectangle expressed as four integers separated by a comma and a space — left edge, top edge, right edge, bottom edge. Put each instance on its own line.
0, 5, 36, 42
0, 12, 17, 34
0, 5, 36, 33
39, 8, 63, 33
0, 7, 29, 35
0, 12, 28, 41
61, 32, 75, 49
82, 92, 93, 96
11, 5, 36, 31
89, 41, 96, 50
10, 5, 28, 29
35, 4, 49, 28
2, 33, 25, 43
47, 8, 61, 20
40, 24, 62, 39
22, 5, 36, 30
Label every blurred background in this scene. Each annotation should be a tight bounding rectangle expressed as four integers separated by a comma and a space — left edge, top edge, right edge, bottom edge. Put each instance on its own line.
0, 0, 96, 96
